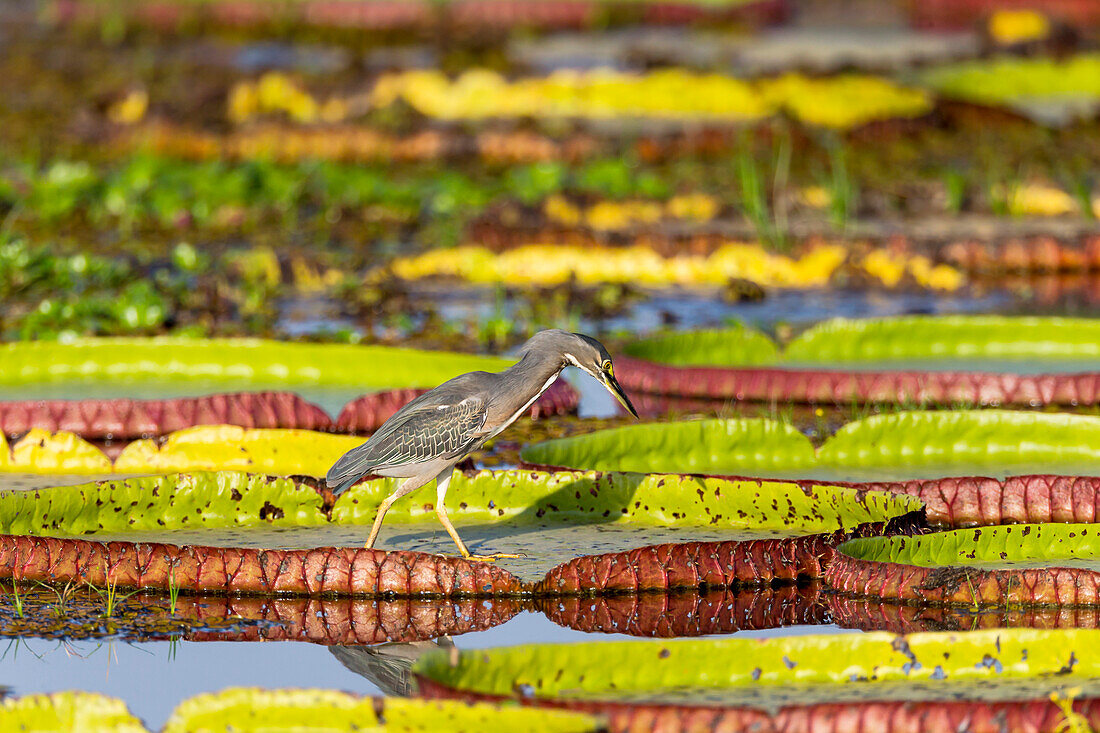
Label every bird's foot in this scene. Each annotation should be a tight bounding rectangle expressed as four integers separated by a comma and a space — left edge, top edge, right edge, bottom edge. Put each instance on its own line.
461, 551, 527, 563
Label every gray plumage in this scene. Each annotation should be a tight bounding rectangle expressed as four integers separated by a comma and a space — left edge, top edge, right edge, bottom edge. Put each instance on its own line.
325, 329, 637, 559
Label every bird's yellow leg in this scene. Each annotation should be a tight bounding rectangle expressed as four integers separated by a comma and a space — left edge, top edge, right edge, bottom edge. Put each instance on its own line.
434, 471, 525, 562
364, 476, 423, 550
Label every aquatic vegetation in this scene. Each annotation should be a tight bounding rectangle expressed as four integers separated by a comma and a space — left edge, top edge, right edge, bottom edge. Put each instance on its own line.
522, 417, 815, 476
860, 475, 1100, 528
924, 53, 1100, 107
0, 470, 917, 594
524, 411, 1100, 482
0, 337, 510, 388
618, 316, 1100, 404
829, 524, 1100, 607
0, 382, 576, 440
163, 689, 602, 733
0, 693, 145, 732
379, 242, 849, 288
414, 627, 1100, 694
0, 391, 331, 439
537, 535, 844, 593
368, 69, 930, 128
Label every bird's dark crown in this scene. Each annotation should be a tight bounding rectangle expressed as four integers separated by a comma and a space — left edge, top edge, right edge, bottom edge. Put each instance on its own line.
517, 329, 613, 373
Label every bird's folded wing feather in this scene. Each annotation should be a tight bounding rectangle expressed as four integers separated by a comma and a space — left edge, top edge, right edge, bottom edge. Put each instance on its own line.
325, 396, 487, 491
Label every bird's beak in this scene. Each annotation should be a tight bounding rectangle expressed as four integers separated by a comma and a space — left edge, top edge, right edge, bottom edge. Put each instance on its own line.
599, 369, 639, 418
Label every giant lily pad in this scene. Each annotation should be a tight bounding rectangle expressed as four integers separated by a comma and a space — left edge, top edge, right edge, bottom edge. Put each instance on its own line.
524, 410, 1100, 482
0, 693, 144, 732
829, 524, 1100, 607
414, 628, 1100, 704
631, 317, 1100, 370
619, 316, 1100, 404
0, 381, 578, 440
818, 411, 1100, 481
0, 469, 918, 591
163, 689, 602, 733
521, 418, 816, 478
0, 338, 512, 388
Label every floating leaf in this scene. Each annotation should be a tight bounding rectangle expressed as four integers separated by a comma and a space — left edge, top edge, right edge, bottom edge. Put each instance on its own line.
819, 411, 1100, 480
114, 426, 365, 476
525, 411, 1100, 482
0, 337, 511, 388
521, 418, 815, 477
164, 689, 602, 733
830, 524, 1100, 607
624, 326, 778, 367
0, 693, 144, 732
414, 628, 1100, 699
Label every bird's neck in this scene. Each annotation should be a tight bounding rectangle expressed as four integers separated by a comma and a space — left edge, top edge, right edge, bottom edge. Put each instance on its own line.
504, 351, 566, 398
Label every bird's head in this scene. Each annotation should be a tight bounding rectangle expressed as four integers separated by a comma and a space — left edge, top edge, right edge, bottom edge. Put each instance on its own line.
519, 329, 638, 418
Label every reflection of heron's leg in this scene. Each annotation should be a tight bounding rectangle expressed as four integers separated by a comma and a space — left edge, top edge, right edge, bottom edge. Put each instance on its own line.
433, 469, 525, 562
365, 475, 427, 549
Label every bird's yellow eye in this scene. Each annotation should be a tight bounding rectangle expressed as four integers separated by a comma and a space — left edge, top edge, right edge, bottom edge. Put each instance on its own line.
602, 360, 613, 376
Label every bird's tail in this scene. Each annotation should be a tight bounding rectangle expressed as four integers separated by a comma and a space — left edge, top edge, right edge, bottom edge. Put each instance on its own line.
326, 471, 359, 497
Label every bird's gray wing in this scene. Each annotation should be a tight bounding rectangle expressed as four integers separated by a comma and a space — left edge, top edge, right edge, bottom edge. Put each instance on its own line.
325, 396, 487, 494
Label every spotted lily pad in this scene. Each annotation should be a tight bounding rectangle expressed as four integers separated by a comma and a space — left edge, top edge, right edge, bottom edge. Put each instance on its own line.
829, 524, 1100, 607
163, 688, 602, 733
0, 470, 918, 591
413, 628, 1100, 705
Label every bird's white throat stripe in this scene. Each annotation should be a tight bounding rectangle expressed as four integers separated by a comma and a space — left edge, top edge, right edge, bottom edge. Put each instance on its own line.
490, 372, 560, 439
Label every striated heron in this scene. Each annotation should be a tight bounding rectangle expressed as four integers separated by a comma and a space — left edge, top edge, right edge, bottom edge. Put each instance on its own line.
325, 329, 638, 561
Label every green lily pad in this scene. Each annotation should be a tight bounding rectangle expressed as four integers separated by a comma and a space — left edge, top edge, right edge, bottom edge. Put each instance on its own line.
840, 525, 1100, 572
624, 325, 779, 367
413, 628, 1100, 705
521, 418, 816, 478
0, 337, 511, 389
629, 316, 1100, 372
164, 689, 601, 733
524, 410, 1100, 482
819, 410, 1100, 480
0, 470, 918, 583
2, 470, 915, 538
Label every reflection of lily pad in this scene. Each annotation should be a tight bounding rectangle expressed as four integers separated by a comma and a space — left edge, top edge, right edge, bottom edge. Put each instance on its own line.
829, 524, 1100, 607
539, 585, 825, 638
164, 689, 601, 733
828, 594, 1100, 635
525, 410, 1100, 482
